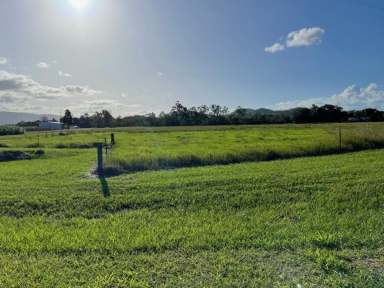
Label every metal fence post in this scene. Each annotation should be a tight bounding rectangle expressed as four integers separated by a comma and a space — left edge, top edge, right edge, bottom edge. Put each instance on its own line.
111, 133, 115, 145
97, 143, 103, 174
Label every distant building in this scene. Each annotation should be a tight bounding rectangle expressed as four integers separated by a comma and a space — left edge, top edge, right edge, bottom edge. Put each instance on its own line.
347, 116, 370, 122
39, 121, 64, 130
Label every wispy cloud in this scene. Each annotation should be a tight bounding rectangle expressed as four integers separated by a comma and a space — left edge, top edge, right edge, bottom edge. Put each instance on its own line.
265, 27, 325, 54
276, 83, 384, 110
264, 43, 285, 53
63, 85, 101, 95
36, 62, 50, 69
58, 70, 72, 78
0, 57, 7, 65
74, 99, 140, 114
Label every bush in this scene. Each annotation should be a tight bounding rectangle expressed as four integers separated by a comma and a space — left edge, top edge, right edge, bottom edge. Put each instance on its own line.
0, 151, 31, 162
0, 126, 23, 136
55, 143, 96, 149
25, 144, 42, 148
34, 149, 45, 156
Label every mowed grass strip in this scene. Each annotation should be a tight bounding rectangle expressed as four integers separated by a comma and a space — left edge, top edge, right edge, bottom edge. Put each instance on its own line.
0, 146, 382, 218
0, 148, 384, 286
0, 206, 382, 253
1, 249, 383, 287
0, 150, 382, 252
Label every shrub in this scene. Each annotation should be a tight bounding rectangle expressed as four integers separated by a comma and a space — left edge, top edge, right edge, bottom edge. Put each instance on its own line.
34, 149, 45, 156
25, 144, 42, 148
55, 143, 96, 149
0, 126, 23, 136
0, 151, 32, 162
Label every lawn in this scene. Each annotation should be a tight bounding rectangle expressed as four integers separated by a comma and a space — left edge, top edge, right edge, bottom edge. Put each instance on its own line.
0, 124, 383, 287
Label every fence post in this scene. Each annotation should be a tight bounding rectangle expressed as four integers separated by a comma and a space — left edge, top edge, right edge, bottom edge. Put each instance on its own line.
111, 133, 115, 145
97, 143, 103, 174
339, 127, 342, 152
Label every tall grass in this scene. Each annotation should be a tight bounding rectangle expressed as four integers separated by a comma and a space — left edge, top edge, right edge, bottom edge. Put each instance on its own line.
3, 123, 384, 173
105, 124, 384, 173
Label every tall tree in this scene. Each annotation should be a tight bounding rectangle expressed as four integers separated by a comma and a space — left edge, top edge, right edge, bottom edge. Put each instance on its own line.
61, 109, 73, 129
101, 110, 114, 127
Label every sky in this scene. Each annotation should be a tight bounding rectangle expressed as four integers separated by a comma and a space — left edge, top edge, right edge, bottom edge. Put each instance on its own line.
0, 0, 383, 116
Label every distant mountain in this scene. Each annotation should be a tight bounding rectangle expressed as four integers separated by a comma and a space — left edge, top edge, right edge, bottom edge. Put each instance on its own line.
246, 108, 281, 115
232, 107, 298, 116
0, 111, 60, 125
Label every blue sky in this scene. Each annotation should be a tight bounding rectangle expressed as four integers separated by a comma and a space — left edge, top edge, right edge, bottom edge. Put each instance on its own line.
0, 0, 383, 116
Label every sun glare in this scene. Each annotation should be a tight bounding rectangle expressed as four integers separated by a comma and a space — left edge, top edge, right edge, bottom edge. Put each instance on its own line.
69, 0, 90, 11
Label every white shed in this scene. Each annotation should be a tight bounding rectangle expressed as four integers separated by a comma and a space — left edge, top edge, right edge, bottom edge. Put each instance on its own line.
39, 121, 64, 130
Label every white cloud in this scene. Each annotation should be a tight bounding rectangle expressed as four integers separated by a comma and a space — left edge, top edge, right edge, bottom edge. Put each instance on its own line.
0, 70, 102, 113
276, 83, 384, 110
157, 72, 164, 77
37, 62, 50, 69
0, 57, 7, 65
329, 83, 384, 109
0, 70, 60, 99
0, 95, 16, 103
0, 63, 152, 114
74, 99, 140, 114
58, 70, 72, 78
276, 98, 324, 110
265, 27, 325, 53
63, 85, 101, 96
286, 27, 325, 48
265, 43, 285, 53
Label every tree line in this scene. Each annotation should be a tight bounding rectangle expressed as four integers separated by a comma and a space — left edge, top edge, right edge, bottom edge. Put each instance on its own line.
16, 102, 384, 129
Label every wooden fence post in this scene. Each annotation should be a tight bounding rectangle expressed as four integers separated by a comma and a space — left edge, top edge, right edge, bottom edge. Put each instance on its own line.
111, 133, 115, 145
339, 127, 342, 152
97, 143, 103, 174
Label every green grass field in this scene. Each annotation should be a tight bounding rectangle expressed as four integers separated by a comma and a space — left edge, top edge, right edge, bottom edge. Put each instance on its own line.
0, 124, 383, 287
2, 123, 384, 173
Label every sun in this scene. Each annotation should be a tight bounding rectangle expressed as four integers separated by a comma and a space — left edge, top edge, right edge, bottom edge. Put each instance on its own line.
69, 0, 90, 11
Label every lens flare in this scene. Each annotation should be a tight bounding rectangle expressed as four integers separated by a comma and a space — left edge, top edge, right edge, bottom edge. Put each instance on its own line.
69, 0, 90, 11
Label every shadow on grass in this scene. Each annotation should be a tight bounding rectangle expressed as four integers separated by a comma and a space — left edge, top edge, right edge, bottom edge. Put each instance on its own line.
98, 174, 110, 197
